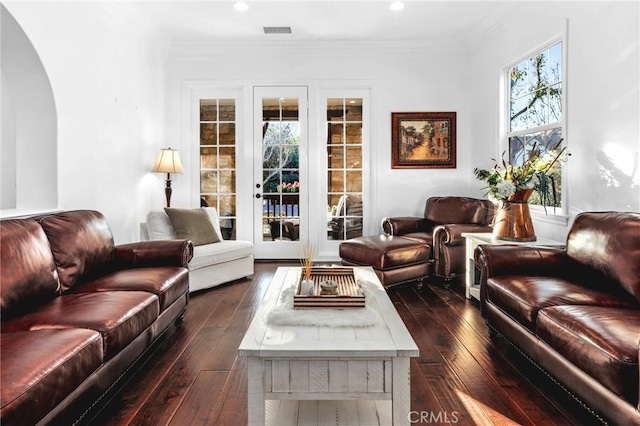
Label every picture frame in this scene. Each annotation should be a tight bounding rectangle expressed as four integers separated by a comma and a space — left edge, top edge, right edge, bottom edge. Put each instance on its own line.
391, 112, 457, 169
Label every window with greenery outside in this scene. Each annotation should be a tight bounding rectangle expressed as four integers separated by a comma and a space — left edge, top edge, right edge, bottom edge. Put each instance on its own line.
262, 122, 300, 193
507, 42, 564, 210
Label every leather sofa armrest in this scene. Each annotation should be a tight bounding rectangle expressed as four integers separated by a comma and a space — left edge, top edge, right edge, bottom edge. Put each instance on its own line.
475, 245, 566, 317
475, 244, 566, 277
381, 217, 428, 235
113, 239, 194, 269
433, 223, 493, 246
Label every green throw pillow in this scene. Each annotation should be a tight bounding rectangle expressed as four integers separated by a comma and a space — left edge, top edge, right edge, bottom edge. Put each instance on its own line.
164, 208, 220, 246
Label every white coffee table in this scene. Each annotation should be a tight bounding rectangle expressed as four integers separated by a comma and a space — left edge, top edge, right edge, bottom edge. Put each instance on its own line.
238, 266, 419, 425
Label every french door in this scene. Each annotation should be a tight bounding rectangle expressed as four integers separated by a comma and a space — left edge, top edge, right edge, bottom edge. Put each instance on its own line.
253, 87, 308, 259
190, 85, 368, 260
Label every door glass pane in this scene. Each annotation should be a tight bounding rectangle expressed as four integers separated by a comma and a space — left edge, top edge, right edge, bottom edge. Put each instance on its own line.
328, 171, 343, 192
219, 123, 235, 145
262, 97, 300, 242
327, 98, 364, 241
200, 100, 217, 121
328, 123, 344, 144
218, 147, 235, 169
200, 147, 217, 168
219, 194, 236, 240
200, 171, 217, 193
345, 146, 361, 168
218, 99, 236, 121
199, 99, 237, 240
346, 171, 362, 192
219, 170, 236, 193
346, 98, 362, 120
200, 124, 218, 145
346, 123, 362, 144
328, 146, 344, 168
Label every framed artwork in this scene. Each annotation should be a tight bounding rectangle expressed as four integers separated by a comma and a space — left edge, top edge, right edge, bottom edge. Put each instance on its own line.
391, 112, 457, 169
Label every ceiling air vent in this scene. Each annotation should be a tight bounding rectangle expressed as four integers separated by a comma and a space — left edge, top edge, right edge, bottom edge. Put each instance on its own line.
263, 26, 292, 35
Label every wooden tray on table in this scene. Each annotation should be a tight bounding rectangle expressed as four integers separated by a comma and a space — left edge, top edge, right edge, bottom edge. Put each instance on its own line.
294, 267, 365, 308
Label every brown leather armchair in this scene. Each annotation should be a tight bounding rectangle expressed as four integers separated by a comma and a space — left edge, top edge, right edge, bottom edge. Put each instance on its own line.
382, 196, 495, 281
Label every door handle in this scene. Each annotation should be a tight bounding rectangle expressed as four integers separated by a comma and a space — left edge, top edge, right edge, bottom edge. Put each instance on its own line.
255, 194, 262, 199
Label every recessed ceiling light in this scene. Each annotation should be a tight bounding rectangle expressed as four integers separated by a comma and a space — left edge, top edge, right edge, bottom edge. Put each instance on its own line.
390, 1, 404, 11
233, 1, 249, 12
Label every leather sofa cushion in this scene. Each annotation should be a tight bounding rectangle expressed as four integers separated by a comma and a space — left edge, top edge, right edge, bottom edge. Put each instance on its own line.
1, 291, 159, 360
339, 235, 430, 270
537, 305, 640, 403
68, 267, 189, 312
487, 275, 636, 331
0, 329, 102, 425
0, 219, 60, 319
566, 212, 640, 303
38, 211, 115, 292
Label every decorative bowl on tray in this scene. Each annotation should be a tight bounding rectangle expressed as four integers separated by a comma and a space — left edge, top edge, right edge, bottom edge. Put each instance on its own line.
294, 267, 365, 308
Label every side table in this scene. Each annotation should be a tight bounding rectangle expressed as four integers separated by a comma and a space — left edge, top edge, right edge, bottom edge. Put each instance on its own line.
461, 232, 564, 301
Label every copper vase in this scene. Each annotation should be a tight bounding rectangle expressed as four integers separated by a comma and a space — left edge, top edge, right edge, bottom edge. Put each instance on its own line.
492, 189, 536, 242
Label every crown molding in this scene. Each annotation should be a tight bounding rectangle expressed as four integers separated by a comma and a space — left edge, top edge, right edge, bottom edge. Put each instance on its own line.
168, 39, 471, 60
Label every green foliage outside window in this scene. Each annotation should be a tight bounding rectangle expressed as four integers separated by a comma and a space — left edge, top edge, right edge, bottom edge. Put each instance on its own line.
508, 42, 564, 209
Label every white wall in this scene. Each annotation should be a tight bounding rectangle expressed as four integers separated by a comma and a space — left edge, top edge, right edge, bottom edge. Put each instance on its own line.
167, 0, 640, 245
5, 1, 637, 244
166, 40, 476, 236
4, 1, 170, 243
1, 72, 17, 209
470, 1, 640, 240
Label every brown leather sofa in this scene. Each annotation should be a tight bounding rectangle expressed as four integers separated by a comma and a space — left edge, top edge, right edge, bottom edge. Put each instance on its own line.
476, 211, 640, 425
1, 210, 193, 425
382, 196, 495, 281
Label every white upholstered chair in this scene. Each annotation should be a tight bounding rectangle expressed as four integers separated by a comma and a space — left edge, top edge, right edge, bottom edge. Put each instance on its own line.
141, 207, 254, 293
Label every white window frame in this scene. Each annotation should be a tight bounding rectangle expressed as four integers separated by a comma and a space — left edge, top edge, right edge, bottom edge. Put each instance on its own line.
315, 87, 370, 260
185, 86, 250, 239
501, 34, 569, 222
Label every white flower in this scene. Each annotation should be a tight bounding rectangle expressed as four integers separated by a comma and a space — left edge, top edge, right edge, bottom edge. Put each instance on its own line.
496, 180, 516, 198
526, 175, 538, 188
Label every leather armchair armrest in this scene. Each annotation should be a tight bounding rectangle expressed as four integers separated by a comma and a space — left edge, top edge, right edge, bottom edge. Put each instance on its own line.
433, 223, 493, 246
113, 239, 194, 269
382, 217, 428, 235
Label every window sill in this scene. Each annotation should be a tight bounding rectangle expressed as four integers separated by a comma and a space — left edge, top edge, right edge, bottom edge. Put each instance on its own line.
531, 209, 570, 226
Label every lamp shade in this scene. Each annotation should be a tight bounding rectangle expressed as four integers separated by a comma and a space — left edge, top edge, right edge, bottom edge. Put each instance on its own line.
152, 148, 184, 174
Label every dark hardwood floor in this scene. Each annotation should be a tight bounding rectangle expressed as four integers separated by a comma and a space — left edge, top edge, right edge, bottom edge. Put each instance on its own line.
90, 262, 599, 425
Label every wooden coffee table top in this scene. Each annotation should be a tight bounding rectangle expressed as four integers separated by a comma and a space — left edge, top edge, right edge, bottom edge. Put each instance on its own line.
239, 266, 418, 358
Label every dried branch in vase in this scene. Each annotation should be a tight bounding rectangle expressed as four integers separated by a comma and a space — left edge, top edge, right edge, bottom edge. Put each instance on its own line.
299, 243, 315, 281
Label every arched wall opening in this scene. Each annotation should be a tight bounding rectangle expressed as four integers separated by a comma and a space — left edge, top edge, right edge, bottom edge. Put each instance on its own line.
1, 4, 57, 214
